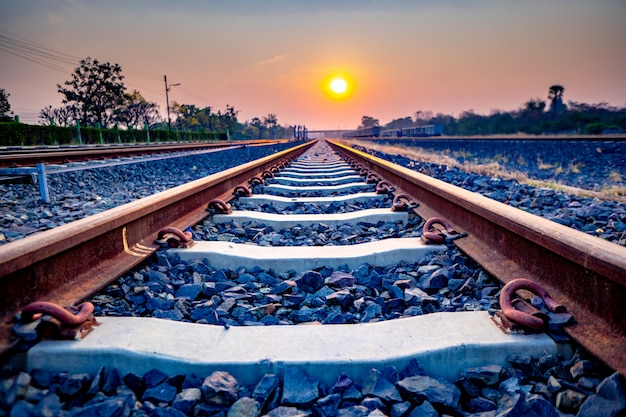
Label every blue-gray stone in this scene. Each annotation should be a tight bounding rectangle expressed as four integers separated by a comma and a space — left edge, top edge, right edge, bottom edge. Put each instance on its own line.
227, 397, 260, 417
325, 290, 355, 309
313, 393, 341, 417
577, 394, 623, 417
59, 373, 91, 396
596, 372, 626, 409
326, 271, 357, 288
66, 396, 130, 417
397, 375, 460, 409
391, 401, 412, 417
175, 284, 202, 300
294, 270, 324, 292
252, 374, 280, 410
361, 369, 402, 403
281, 367, 319, 407
266, 406, 310, 417
143, 382, 177, 404
463, 365, 503, 387
337, 405, 370, 417
172, 388, 202, 414
407, 400, 438, 417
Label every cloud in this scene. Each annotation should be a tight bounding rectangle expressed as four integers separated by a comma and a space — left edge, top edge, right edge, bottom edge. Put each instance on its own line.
216, 54, 289, 89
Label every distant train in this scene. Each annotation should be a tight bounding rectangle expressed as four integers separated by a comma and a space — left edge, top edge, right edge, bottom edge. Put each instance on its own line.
343, 124, 442, 138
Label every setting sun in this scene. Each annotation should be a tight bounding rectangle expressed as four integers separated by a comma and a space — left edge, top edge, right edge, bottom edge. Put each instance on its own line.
323, 74, 354, 100
330, 77, 348, 94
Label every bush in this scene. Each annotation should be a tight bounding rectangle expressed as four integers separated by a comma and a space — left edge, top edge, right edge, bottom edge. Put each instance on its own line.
0, 123, 227, 146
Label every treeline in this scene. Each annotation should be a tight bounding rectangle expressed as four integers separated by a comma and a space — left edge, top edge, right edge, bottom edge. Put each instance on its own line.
380, 102, 626, 136
172, 105, 294, 140
0, 122, 225, 146
0, 58, 300, 143
373, 86, 626, 136
431, 102, 626, 136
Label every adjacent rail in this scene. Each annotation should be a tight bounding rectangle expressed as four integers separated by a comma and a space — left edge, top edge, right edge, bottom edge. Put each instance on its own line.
0, 140, 286, 167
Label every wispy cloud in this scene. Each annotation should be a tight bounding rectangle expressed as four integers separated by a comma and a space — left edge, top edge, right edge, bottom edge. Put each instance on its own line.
216, 54, 289, 89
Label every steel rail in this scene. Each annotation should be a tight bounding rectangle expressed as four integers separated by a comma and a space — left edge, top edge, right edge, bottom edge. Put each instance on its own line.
0, 141, 314, 354
328, 139, 626, 376
0, 140, 286, 167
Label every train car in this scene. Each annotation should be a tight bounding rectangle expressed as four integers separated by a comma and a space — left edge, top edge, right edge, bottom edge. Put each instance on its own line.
377, 124, 443, 138
342, 126, 381, 138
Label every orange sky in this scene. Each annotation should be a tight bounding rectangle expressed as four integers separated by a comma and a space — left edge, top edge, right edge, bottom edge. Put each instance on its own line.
1, 1, 625, 130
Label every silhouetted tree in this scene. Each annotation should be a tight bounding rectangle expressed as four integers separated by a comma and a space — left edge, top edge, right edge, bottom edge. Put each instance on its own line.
57, 57, 126, 128
119, 90, 160, 129
359, 116, 379, 129
384, 116, 413, 130
414, 110, 433, 126
548, 85, 566, 114
0, 88, 12, 121
39, 105, 77, 127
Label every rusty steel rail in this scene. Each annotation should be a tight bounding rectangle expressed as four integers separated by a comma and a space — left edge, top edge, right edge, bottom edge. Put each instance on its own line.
329, 139, 626, 376
0, 141, 314, 354
0, 140, 287, 167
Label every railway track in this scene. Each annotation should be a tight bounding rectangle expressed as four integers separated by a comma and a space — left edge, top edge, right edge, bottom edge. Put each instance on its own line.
0, 139, 285, 167
1, 139, 625, 414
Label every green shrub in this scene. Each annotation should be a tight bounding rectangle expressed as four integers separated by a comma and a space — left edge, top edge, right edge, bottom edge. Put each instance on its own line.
0, 123, 227, 146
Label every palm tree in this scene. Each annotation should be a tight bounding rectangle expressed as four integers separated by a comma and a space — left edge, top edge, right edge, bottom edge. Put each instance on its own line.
548, 85, 565, 114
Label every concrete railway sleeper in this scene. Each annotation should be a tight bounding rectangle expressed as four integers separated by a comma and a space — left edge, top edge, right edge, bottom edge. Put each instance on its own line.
1, 140, 625, 416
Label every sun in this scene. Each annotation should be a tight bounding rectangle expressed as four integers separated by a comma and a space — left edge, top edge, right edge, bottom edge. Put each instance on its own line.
330, 77, 348, 94
323, 74, 354, 100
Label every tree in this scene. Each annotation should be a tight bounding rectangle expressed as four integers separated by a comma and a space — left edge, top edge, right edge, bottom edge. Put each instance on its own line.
414, 110, 433, 126
524, 98, 546, 114
384, 116, 413, 130
39, 105, 77, 127
262, 114, 279, 139
250, 117, 263, 138
119, 90, 160, 129
0, 88, 12, 122
57, 57, 126, 128
548, 85, 566, 114
359, 115, 379, 129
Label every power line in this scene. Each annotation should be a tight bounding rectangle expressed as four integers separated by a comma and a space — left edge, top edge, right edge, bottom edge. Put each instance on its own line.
0, 29, 162, 82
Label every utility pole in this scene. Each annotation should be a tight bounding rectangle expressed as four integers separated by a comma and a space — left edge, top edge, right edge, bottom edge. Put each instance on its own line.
164, 75, 181, 132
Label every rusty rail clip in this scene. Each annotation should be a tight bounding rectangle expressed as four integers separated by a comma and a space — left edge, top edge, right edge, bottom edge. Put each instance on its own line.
206, 199, 233, 215
249, 176, 265, 186
391, 193, 418, 212
19, 301, 97, 340
155, 226, 195, 248
233, 185, 253, 197
365, 173, 380, 184
376, 181, 394, 195
499, 278, 567, 331
421, 217, 463, 244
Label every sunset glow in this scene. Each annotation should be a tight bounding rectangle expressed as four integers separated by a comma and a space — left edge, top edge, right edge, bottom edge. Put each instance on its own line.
0, 1, 625, 130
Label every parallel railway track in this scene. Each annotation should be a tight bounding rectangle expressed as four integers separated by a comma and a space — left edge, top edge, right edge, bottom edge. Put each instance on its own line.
1, 138, 625, 381
0, 139, 285, 167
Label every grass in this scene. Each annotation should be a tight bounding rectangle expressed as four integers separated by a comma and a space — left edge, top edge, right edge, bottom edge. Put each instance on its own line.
568, 162, 583, 174
344, 139, 626, 203
609, 171, 622, 182
537, 156, 557, 170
